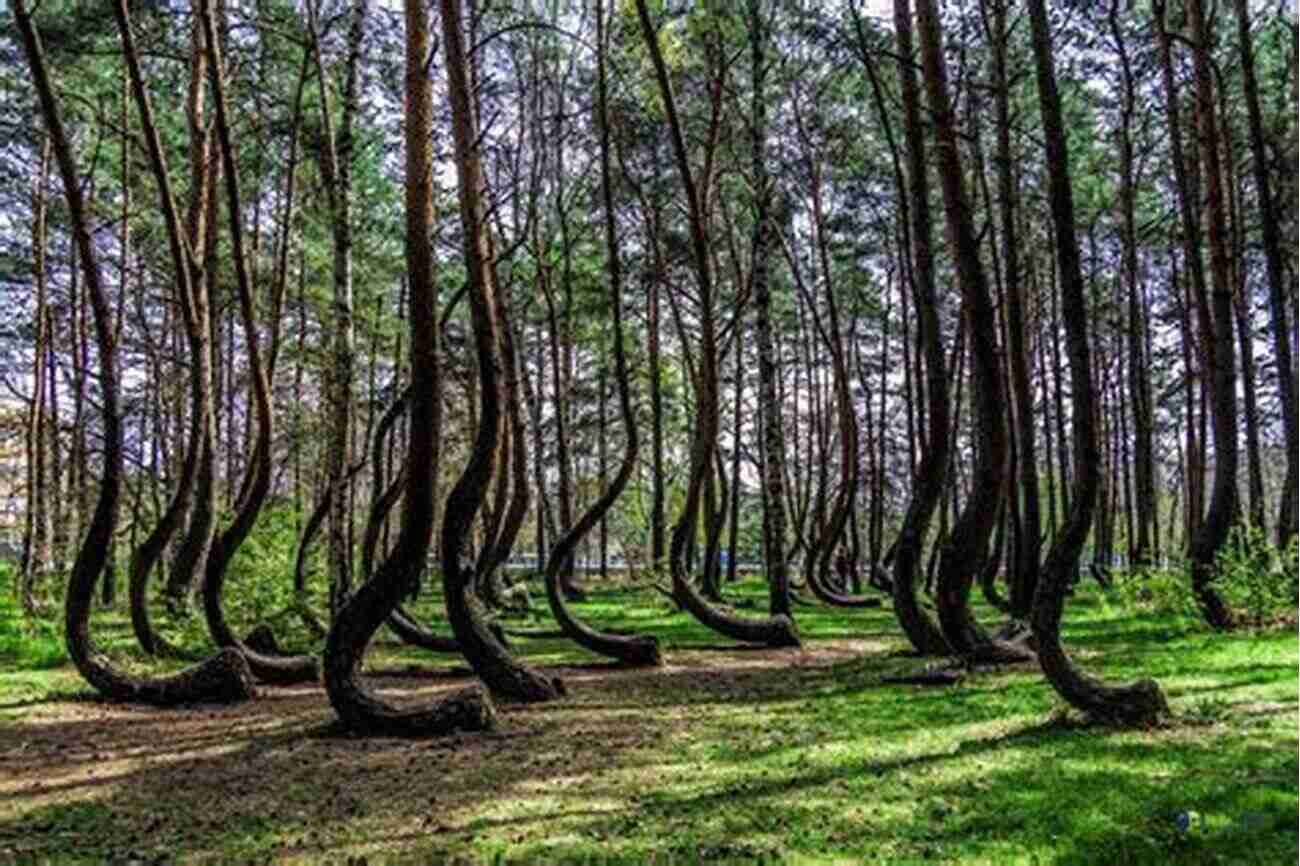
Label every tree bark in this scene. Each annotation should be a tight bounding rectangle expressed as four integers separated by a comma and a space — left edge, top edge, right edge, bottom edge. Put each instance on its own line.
886, 0, 951, 656
542, 0, 661, 667
21, 0, 255, 706
914, 0, 1024, 664
22, 134, 52, 610
1027, 0, 1168, 724
635, 0, 798, 648
196, 0, 321, 681
438, 0, 563, 702
118, 6, 216, 655
307, 0, 370, 619
323, 0, 496, 734
748, 0, 791, 619
1181, 0, 1238, 630
1234, 0, 1298, 547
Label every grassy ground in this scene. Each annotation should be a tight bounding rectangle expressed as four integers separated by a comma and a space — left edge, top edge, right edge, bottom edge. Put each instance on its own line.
0, 579, 1295, 865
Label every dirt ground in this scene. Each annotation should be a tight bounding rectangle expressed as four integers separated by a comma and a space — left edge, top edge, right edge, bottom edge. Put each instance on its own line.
0, 640, 886, 863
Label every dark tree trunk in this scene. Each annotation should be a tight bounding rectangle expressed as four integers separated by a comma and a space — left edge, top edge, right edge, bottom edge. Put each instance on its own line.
1234, 0, 1298, 547
122, 9, 218, 654
1109, 4, 1155, 568
438, 0, 563, 702
635, 0, 798, 648
22, 0, 255, 706
749, 0, 788, 616
914, 0, 1025, 664
323, 0, 496, 735
1181, 0, 1239, 630
1027, 0, 1168, 724
196, 0, 320, 682
994, 0, 1039, 607
23, 135, 52, 609
648, 256, 667, 572
543, 0, 660, 667
887, 0, 951, 656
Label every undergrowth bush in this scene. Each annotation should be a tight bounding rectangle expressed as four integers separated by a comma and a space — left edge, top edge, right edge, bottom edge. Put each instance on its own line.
1106, 526, 1299, 627
1214, 526, 1298, 626
220, 503, 323, 651
142, 501, 323, 655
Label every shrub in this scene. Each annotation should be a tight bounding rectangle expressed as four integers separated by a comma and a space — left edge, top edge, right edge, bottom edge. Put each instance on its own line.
1214, 525, 1298, 627
1106, 526, 1299, 628
1106, 560, 1201, 622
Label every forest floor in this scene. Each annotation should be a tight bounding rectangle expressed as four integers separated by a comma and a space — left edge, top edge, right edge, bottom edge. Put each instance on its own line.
0, 581, 1296, 865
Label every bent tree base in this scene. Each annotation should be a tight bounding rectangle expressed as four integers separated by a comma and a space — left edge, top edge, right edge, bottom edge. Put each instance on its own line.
387, 605, 511, 652
545, 567, 663, 667
326, 573, 497, 736
16, 0, 258, 711
673, 566, 802, 648
1032, 583, 1168, 726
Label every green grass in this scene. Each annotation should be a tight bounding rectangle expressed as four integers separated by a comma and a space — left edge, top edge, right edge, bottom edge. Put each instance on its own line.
0, 577, 1295, 865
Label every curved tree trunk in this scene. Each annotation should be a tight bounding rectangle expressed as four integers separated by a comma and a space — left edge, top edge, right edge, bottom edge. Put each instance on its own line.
635, 0, 799, 649
479, 325, 532, 587
360, 385, 412, 578
438, 0, 563, 703
129, 407, 204, 660
544, 0, 662, 667
783, 134, 879, 612
351, 388, 481, 654
165, 130, 221, 610
196, 0, 320, 683
886, 0, 952, 657
472, 256, 523, 607
1027, 0, 1168, 724
979, 494, 1011, 613
122, 7, 215, 657
323, 0, 496, 735
21, 0, 255, 706
914, 0, 1027, 665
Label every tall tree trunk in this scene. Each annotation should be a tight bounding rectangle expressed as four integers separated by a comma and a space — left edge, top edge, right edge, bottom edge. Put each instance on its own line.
647, 248, 667, 573
1027, 0, 1168, 724
988, 0, 1040, 617
914, 0, 1023, 663
20, 0, 255, 705
123, 9, 218, 654
749, 0, 790, 617
1109, 3, 1155, 568
307, 0, 370, 618
323, 0, 496, 733
1182, 0, 1238, 630
197, 0, 320, 681
635, 0, 798, 647
22, 134, 52, 610
1221, 105, 1266, 534
888, 0, 950, 655
1234, 0, 1298, 547
438, 0, 563, 702
544, 0, 660, 666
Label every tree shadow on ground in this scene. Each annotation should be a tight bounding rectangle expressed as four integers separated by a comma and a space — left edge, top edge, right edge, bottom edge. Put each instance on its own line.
0, 619, 1295, 864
